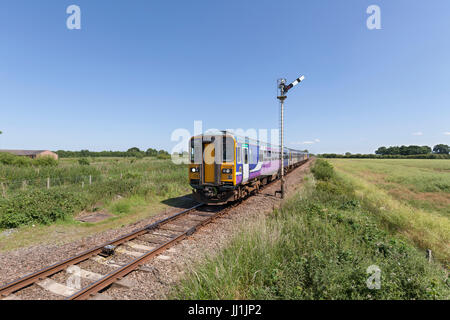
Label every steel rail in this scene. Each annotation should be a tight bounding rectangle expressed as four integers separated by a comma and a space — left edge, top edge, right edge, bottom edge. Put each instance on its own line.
0, 203, 203, 297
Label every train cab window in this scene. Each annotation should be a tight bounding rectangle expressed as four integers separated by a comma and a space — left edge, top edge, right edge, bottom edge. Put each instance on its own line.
244, 148, 248, 164
222, 136, 235, 163
268, 150, 271, 160
190, 139, 202, 164
236, 146, 242, 163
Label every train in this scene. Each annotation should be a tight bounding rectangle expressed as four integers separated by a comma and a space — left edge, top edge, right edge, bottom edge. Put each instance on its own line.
188, 131, 309, 204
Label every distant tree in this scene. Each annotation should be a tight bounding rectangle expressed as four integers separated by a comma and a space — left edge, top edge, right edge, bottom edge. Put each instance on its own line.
157, 149, 171, 159
419, 146, 432, 154
375, 147, 387, 155
145, 148, 158, 157
134, 152, 144, 159
376, 145, 431, 156
433, 144, 449, 154
79, 149, 90, 157
158, 149, 169, 156
127, 147, 141, 153
345, 152, 352, 156
386, 146, 400, 155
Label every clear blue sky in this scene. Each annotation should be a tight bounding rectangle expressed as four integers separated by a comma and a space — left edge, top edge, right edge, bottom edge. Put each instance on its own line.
1, 0, 449, 154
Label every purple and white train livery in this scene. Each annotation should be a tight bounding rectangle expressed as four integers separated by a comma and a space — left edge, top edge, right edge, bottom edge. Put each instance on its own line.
188, 131, 309, 204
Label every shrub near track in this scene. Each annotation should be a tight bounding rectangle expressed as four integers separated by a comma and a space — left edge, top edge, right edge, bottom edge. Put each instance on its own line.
0, 158, 190, 229
0, 178, 140, 228
173, 160, 449, 300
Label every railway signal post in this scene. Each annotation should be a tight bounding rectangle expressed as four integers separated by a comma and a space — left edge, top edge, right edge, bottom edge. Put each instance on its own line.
277, 75, 305, 199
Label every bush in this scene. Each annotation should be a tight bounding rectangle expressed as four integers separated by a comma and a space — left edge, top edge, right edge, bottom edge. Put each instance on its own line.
34, 156, 58, 167
0, 153, 58, 167
0, 176, 145, 228
78, 158, 90, 166
157, 153, 171, 160
0, 153, 32, 167
311, 159, 335, 180
0, 157, 190, 228
0, 189, 87, 228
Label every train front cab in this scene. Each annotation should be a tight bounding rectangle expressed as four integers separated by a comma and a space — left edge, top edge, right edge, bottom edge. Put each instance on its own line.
188, 134, 237, 204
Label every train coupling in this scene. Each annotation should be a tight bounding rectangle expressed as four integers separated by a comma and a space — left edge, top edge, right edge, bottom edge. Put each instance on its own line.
203, 186, 217, 198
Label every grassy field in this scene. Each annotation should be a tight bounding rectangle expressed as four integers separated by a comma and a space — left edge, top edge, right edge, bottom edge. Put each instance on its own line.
173, 160, 449, 300
0, 157, 190, 251
329, 159, 449, 217
328, 159, 450, 263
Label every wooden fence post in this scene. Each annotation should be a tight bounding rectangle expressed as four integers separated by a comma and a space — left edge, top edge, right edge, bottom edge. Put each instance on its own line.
47, 177, 50, 189
1, 182, 6, 198
426, 249, 432, 263
82, 181, 85, 188
89, 175, 92, 185
22, 180, 27, 190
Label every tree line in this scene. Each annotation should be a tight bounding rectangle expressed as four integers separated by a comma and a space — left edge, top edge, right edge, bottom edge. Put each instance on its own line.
56, 147, 171, 159
375, 144, 448, 155
319, 144, 449, 159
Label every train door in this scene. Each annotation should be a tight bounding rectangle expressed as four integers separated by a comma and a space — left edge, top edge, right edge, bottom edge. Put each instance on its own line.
203, 142, 215, 183
243, 146, 249, 183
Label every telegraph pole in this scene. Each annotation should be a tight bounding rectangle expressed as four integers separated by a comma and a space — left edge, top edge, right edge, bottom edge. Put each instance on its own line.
277, 75, 305, 199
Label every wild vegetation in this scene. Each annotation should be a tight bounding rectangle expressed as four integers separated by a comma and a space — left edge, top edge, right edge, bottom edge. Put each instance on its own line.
173, 160, 449, 300
329, 159, 450, 263
0, 156, 189, 229
0, 152, 58, 167
56, 147, 171, 159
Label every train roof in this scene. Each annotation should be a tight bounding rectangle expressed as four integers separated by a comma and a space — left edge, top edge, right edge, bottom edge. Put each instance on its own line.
190, 131, 308, 154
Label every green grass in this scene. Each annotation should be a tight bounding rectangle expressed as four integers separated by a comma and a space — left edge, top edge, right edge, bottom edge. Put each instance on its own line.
172, 160, 449, 300
0, 157, 190, 229
329, 159, 450, 218
109, 195, 148, 215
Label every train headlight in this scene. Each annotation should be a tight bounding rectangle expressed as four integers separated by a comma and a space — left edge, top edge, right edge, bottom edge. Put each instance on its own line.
222, 168, 232, 174
191, 167, 199, 173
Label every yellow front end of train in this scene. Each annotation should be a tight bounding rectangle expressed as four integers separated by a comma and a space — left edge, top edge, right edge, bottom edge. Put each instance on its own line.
188, 133, 237, 203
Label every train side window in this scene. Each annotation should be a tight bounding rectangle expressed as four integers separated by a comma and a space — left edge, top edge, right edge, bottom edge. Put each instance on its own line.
244, 148, 248, 164
237, 147, 242, 163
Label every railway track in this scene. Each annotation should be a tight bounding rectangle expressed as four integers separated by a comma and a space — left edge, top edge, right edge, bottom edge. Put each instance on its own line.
0, 161, 308, 300
0, 203, 230, 300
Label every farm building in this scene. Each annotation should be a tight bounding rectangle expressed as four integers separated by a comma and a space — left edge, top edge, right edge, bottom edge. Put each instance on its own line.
0, 150, 58, 160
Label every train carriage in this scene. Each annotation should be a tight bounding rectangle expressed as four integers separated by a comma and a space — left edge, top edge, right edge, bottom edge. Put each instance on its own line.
189, 131, 309, 204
